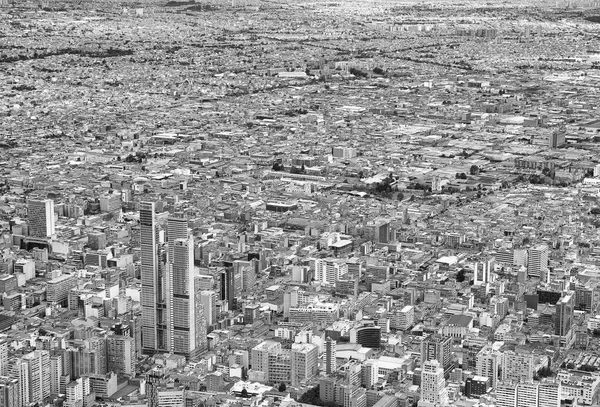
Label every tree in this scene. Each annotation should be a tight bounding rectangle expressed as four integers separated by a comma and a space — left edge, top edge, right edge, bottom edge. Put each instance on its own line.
278, 382, 287, 392
456, 269, 466, 283
272, 162, 284, 171
537, 366, 554, 378
469, 165, 480, 175
241, 388, 249, 398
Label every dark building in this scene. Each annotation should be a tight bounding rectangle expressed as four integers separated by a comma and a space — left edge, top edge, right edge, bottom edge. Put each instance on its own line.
465, 376, 490, 398
220, 267, 235, 310
524, 293, 539, 310
537, 289, 561, 305
353, 321, 381, 349
146, 369, 164, 407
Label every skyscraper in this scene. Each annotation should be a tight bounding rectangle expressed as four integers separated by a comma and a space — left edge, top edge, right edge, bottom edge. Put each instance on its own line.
28, 199, 55, 238
555, 291, 574, 338
420, 360, 448, 406
169, 236, 197, 359
220, 267, 234, 310
325, 337, 336, 375
140, 202, 168, 354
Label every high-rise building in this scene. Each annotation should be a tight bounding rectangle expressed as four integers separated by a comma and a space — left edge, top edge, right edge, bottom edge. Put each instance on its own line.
0, 338, 7, 376
220, 267, 235, 310
0, 376, 19, 407
314, 258, 348, 285
169, 235, 197, 359
65, 377, 90, 407
325, 337, 336, 375
49, 354, 63, 395
421, 334, 453, 377
361, 359, 378, 388
527, 245, 548, 278
28, 199, 55, 238
501, 351, 534, 382
140, 202, 169, 354
474, 257, 495, 285
555, 291, 574, 337
476, 345, 501, 389
198, 289, 217, 328
10, 350, 50, 406
420, 360, 448, 406
146, 368, 164, 407
107, 335, 135, 375
291, 343, 318, 386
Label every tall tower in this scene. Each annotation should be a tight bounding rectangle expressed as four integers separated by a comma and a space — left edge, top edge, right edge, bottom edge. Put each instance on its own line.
140, 202, 168, 354
420, 360, 448, 406
170, 236, 197, 359
28, 199, 55, 238
325, 337, 336, 375
555, 291, 574, 338
220, 267, 234, 310
167, 214, 199, 359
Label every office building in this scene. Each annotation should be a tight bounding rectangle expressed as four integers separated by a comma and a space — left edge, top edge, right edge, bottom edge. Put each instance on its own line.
220, 267, 235, 310
140, 202, 168, 354
244, 304, 260, 324
325, 337, 336, 375
555, 291, 574, 337
314, 258, 348, 285
350, 321, 381, 349
198, 290, 217, 328
250, 340, 292, 384
474, 257, 494, 285
47, 274, 77, 307
394, 305, 414, 331
290, 343, 318, 386
421, 334, 453, 377
169, 235, 197, 359
465, 376, 490, 398
28, 199, 55, 238
420, 360, 448, 406
527, 245, 548, 278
